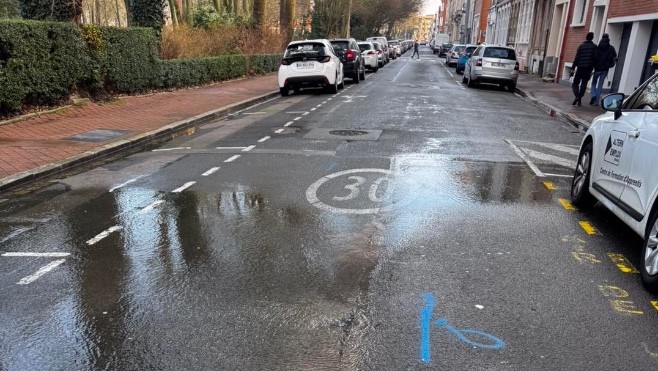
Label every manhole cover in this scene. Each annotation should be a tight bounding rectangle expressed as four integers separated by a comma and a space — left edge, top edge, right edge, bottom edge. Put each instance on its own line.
329, 130, 369, 136
304, 128, 382, 141
66, 129, 132, 142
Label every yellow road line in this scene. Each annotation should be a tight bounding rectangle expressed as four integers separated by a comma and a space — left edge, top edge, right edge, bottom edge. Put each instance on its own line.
651, 301, 658, 312
579, 221, 598, 235
543, 181, 556, 190
607, 253, 639, 274
559, 198, 576, 211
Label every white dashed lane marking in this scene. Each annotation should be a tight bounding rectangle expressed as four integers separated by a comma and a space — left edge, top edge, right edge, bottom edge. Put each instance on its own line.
140, 200, 165, 213
17, 259, 66, 285
275, 128, 285, 134
172, 181, 196, 193
2, 252, 70, 257
202, 167, 220, 176
258, 136, 270, 143
87, 226, 123, 246
224, 155, 241, 163
242, 145, 256, 152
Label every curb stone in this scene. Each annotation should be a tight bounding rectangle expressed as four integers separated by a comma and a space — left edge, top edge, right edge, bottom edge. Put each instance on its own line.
515, 87, 590, 132
0, 90, 280, 193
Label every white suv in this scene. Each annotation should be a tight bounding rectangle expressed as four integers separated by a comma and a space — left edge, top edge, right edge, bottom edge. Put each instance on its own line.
278, 39, 344, 96
570, 72, 658, 292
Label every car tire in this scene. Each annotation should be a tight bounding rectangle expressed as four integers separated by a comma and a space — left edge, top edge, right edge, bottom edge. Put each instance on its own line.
326, 76, 338, 94
466, 73, 475, 88
280, 88, 289, 97
507, 83, 517, 93
353, 71, 360, 84
641, 210, 658, 294
570, 142, 596, 209
373, 67, 379, 73
360, 68, 366, 81
462, 76, 467, 84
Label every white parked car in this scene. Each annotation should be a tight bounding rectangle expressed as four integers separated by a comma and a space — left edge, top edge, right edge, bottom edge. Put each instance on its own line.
357, 42, 379, 72
570, 72, 658, 293
278, 39, 344, 96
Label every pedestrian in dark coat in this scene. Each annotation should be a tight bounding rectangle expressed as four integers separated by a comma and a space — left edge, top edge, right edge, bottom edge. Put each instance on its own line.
412, 40, 420, 59
571, 32, 597, 106
589, 33, 617, 105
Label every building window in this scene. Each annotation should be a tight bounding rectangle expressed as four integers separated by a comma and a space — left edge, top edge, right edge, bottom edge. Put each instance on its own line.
571, 0, 589, 26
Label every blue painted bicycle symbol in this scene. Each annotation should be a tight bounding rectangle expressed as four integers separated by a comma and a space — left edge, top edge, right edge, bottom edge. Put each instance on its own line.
420, 293, 505, 364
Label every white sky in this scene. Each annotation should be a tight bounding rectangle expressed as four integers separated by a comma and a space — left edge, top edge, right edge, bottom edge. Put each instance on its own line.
422, 0, 442, 15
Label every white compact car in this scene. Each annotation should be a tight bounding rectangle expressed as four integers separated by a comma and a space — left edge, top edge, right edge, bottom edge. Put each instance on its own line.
278, 39, 344, 96
570, 72, 658, 292
357, 42, 379, 72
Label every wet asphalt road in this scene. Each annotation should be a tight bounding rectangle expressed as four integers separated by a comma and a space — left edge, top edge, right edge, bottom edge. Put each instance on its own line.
1, 47, 657, 370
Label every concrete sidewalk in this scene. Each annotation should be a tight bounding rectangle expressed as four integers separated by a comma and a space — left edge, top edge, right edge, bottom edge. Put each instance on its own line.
0, 70, 602, 195
515, 73, 604, 130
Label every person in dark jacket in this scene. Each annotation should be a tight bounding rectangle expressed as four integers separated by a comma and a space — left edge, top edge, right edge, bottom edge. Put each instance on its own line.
589, 34, 617, 105
571, 32, 597, 106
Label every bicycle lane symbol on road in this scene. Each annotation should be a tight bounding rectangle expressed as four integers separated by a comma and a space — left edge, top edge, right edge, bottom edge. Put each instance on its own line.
420, 293, 505, 364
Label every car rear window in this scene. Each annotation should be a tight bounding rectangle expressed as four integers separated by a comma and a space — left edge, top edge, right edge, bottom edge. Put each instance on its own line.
483, 47, 516, 60
358, 43, 372, 51
284, 43, 327, 58
442, 43, 452, 48
330, 41, 349, 51
465, 46, 477, 54
453, 45, 465, 52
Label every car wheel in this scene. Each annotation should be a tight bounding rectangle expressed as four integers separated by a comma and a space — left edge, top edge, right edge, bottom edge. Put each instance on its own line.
326, 76, 338, 94
360, 68, 366, 81
507, 83, 517, 93
280, 87, 289, 97
462, 76, 467, 84
466, 73, 475, 88
373, 67, 379, 73
641, 210, 658, 294
570, 142, 596, 209
354, 71, 360, 84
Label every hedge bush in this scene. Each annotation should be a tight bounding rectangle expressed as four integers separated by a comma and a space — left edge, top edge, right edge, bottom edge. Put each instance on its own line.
0, 19, 89, 112
0, 19, 282, 114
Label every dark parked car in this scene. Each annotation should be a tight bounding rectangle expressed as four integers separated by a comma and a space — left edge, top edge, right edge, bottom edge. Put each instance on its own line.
438, 43, 453, 58
330, 38, 366, 84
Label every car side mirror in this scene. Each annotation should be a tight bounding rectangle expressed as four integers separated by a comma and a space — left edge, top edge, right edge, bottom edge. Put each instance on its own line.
601, 93, 625, 120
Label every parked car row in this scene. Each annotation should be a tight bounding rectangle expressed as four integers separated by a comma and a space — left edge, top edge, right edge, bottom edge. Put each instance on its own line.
278, 37, 401, 97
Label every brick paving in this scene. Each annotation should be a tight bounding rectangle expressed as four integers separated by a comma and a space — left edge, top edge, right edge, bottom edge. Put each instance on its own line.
0, 74, 277, 180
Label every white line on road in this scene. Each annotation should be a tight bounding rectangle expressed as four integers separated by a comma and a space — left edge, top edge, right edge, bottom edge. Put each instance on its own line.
316, 104, 323, 107
216, 146, 247, 150
522, 148, 576, 168
258, 136, 270, 143
224, 155, 241, 162
152, 147, 191, 152
3, 252, 70, 257
505, 139, 545, 177
310, 108, 317, 111
284, 121, 294, 126
86, 226, 123, 246
242, 112, 266, 115
392, 62, 408, 82
0, 227, 34, 244
202, 167, 220, 176
302, 112, 310, 116
275, 128, 285, 134
242, 145, 256, 152
322, 100, 328, 104
109, 175, 147, 192
172, 181, 196, 193
140, 200, 165, 213
18, 259, 66, 285
293, 117, 302, 121
542, 173, 573, 178
286, 111, 306, 114
441, 62, 454, 78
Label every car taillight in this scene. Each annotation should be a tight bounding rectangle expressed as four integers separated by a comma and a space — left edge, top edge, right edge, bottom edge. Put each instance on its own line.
377, 50, 382, 55
368, 51, 375, 55
476, 59, 482, 67
281, 59, 291, 66
319, 56, 331, 63
514, 62, 519, 71
346, 50, 355, 62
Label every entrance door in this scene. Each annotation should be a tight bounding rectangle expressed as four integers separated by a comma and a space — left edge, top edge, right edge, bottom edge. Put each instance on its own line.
640, 20, 658, 85
611, 23, 632, 93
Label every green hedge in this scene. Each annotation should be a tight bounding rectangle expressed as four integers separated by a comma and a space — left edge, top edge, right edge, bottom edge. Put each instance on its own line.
0, 19, 89, 112
0, 19, 281, 114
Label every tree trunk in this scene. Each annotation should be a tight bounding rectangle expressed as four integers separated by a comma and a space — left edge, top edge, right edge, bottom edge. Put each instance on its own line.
114, 0, 122, 26
252, 0, 267, 28
123, 0, 132, 26
279, 0, 294, 42
168, 0, 178, 26
212, 0, 221, 13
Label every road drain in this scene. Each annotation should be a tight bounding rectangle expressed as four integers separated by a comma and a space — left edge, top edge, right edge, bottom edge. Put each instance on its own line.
304, 128, 382, 141
329, 130, 369, 136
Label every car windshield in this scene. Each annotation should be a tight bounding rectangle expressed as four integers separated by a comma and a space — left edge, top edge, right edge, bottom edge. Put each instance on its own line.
284, 43, 327, 58
464, 46, 477, 54
358, 44, 372, 51
372, 43, 382, 50
453, 46, 465, 52
483, 47, 516, 60
330, 41, 349, 51
389, 42, 399, 46
442, 43, 452, 48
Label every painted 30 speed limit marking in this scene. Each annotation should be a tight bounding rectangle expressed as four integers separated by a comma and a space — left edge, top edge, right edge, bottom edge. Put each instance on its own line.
306, 168, 405, 214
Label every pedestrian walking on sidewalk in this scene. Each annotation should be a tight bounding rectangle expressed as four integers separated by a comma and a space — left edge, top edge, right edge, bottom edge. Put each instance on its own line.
412, 40, 420, 59
590, 33, 617, 106
571, 32, 597, 106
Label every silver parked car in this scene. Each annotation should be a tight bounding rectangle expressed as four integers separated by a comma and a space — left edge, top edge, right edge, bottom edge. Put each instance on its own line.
445, 44, 465, 66
463, 45, 519, 92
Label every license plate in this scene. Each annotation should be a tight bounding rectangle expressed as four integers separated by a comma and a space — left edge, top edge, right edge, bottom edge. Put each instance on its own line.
296, 62, 314, 69
491, 62, 506, 67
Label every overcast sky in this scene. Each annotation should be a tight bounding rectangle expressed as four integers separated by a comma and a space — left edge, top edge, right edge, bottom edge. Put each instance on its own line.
422, 0, 442, 15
